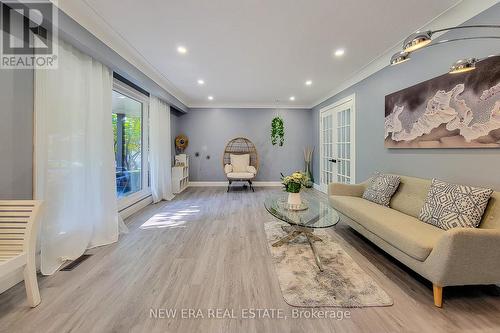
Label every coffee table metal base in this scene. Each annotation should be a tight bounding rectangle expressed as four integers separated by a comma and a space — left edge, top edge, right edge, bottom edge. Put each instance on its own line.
272, 225, 324, 271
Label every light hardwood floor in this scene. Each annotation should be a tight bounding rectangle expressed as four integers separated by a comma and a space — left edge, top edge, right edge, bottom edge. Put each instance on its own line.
1, 187, 500, 333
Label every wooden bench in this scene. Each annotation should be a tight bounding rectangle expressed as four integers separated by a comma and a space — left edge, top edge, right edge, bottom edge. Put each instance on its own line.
0, 201, 42, 307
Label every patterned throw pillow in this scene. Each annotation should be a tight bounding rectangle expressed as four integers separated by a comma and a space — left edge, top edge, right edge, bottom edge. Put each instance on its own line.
362, 173, 401, 206
419, 179, 493, 230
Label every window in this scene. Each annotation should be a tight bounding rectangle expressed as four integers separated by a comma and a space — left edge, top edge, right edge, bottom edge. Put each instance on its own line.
112, 79, 150, 207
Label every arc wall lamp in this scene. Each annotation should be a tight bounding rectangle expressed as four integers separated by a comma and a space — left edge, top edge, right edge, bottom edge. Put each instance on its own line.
390, 25, 500, 73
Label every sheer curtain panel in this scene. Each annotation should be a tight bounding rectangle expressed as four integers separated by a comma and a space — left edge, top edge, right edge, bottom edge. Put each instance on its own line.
149, 96, 175, 203
34, 39, 124, 275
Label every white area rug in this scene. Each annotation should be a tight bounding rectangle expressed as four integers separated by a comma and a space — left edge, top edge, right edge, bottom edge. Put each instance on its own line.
265, 222, 393, 307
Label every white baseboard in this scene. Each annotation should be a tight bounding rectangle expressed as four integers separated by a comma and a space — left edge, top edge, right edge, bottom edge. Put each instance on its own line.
189, 181, 282, 187
119, 195, 154, 220
250, 181, 282, 187
189, 181, 226, 187
313, 183, 326, 193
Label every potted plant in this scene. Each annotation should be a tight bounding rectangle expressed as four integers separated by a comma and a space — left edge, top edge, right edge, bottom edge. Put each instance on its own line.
281, 171, 309, 207
271, 117, 284, 146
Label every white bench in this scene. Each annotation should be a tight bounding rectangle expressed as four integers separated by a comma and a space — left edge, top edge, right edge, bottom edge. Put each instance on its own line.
0, 201, 42, 307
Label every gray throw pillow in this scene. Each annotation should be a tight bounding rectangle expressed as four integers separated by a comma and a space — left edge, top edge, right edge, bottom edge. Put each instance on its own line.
419, 179, 493, 230
362, 173, 401, 206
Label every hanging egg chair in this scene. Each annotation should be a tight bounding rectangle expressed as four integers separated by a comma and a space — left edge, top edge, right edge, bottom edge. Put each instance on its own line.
222, 137, 259, 192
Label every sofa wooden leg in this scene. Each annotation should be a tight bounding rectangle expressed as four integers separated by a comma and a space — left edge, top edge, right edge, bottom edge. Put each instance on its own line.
433, 285, 443, 308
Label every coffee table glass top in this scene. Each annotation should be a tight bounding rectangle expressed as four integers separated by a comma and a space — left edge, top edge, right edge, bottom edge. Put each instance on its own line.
264, 192, 340, 228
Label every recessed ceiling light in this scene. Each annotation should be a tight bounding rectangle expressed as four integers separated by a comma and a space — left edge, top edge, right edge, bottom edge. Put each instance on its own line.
177, 46, 187, 54
305, 80, 312, 86
334, 48, 345, 57
289, 96, 295, 101
208, 96, 214, 100
197, 79, 205, 85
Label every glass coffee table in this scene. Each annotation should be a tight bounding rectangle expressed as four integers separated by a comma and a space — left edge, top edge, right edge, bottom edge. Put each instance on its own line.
264, 192, 340, 271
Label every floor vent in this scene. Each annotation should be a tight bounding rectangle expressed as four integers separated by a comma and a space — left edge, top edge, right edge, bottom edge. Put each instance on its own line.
60, 254, 92, 271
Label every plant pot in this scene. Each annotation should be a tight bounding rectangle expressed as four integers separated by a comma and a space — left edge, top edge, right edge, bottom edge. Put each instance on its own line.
287, 192, 302, 206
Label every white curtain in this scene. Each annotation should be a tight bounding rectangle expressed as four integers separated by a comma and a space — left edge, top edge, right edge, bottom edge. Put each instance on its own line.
34, 39, 125, 275
149, 96, 174, 203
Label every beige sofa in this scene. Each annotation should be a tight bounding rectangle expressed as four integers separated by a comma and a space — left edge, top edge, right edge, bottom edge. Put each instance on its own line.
328, 174, 500, 307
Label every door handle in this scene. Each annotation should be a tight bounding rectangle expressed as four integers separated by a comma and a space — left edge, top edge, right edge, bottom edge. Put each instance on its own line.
328, 159, 337, 163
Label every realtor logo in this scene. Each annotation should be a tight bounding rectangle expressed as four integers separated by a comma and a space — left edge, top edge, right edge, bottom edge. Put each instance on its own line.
1, 0, 58, 69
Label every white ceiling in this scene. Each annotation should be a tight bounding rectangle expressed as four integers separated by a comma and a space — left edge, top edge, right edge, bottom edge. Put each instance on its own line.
75, 0, 465, 108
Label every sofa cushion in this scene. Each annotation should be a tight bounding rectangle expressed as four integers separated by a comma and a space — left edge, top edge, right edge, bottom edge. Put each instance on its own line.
381, 174, 500, 229
419, 179, 493, 230
390, 175, 431, 218
227, 172, 255, 180
230, 154, 250, 172
482, 191, 500, 229
362, 173, 400, 206
330, 196, 444, 261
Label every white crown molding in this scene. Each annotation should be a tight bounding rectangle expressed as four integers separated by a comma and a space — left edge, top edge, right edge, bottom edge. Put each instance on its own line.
311, 0, 500, 109
51, 0, 309, 110
52, 0, 497, 111
52, 0, 190, 106
188, 103, 311, 109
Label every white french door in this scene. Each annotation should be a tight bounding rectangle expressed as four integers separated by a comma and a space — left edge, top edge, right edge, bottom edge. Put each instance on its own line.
319, 95, 356, 192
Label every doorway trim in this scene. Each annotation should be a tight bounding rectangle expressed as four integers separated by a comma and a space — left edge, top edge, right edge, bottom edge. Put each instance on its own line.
318, 94, 356, 193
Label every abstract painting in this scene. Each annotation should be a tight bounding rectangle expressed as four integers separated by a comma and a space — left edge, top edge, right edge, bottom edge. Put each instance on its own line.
385, 56, 500, 148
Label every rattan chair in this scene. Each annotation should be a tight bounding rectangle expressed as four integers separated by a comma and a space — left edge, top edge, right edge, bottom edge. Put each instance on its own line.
223, 137, 259, 192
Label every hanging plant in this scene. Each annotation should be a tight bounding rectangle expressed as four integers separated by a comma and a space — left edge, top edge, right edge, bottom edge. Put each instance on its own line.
271, 116, 285, 146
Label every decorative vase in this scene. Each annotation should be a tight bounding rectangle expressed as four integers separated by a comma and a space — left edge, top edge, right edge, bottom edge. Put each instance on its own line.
304, 161, 314, 188
287, 192, 302, 206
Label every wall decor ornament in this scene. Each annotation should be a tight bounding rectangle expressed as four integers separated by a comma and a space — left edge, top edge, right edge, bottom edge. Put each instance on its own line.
385, 56, 500, 148
271, 116, 285, 146
175, 134, 189, 153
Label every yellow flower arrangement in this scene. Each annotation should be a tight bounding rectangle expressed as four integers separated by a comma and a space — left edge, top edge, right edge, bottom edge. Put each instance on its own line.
281, 171, 309, 193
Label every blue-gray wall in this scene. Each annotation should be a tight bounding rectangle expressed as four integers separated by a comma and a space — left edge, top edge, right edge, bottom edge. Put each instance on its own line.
0, 8, 33, 199
0, 68, 33, 199
312, 3, 500, 190
176, 108, 314, 181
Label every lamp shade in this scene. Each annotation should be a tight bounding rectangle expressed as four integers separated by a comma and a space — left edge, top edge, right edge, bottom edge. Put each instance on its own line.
449, 58, 477, 74
403, 31, 432, 52
390, 51, 411, 66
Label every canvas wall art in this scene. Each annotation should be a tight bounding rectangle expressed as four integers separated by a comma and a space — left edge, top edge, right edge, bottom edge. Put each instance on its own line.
385, 56, 500, 148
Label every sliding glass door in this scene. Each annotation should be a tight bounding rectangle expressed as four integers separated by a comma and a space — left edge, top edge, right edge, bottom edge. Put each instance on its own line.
112, 80, 150, 209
